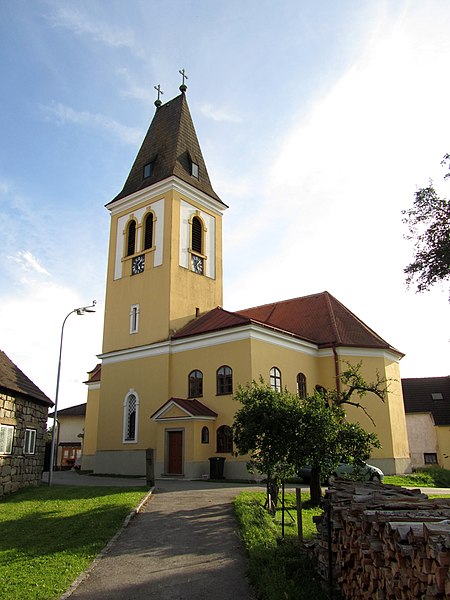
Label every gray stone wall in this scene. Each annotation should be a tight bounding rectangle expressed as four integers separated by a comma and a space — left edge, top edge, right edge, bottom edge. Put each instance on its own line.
0, 392, 48, 496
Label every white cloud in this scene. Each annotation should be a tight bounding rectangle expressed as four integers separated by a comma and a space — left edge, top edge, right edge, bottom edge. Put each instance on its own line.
0, 278, 102, 410
47, 4, 141, 54
14, 251, 50, 276
224, 5, 450, 378
200, 103, 242, 123
42, 102, 142, 145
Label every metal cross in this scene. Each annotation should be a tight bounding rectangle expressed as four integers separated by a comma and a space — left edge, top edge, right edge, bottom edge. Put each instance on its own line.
154, 84, 164, 102
179, 69, 188, 86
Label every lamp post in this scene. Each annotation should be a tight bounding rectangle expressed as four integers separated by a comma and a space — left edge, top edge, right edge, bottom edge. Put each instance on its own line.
48, 301, 96, 486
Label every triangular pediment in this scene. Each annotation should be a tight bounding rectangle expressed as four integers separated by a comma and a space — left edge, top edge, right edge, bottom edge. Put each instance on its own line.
151, 397, 217, 421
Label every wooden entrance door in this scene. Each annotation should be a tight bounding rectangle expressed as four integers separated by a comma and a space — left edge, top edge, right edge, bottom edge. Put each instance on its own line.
167, 431, 183, 474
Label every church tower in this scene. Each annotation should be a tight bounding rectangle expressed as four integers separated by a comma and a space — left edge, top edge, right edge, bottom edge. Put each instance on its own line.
102, 88, 227, 354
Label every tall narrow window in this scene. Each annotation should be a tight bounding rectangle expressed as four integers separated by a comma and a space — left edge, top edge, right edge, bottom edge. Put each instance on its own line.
191, 216, 202, 254
188, 370, 203, 397
190, 216, 204, 274
130, 304, 139, 333
24, 428, 36, 454
217, 425, 233, 453
0, 424, 14, 454
191, 162, 199, 178
124, 392, 138, 442
270, 367, 282, 392
217, 366, 233, 395
201, 426, 209, 444
144, 213, 154, 250
297, 373, 307, 399
126, 220, 136, 257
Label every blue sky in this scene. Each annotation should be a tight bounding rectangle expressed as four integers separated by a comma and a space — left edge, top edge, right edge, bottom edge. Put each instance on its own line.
0, 0, 449, 410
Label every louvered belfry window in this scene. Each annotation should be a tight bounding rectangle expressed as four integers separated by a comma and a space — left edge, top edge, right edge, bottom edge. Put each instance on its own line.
191, 216, 202, 254
127, 220, 136, 257
144, 213, 153, 250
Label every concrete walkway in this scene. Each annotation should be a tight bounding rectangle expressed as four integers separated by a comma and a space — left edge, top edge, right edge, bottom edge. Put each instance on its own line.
48, 473, 260, 600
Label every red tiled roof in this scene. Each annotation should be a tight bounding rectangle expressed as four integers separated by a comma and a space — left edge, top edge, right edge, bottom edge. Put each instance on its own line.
151, 397, 217, 419
0, 350, 53, 406
402, 376, 450, 425
84, 364, 101, 384
172, 292, 402, 355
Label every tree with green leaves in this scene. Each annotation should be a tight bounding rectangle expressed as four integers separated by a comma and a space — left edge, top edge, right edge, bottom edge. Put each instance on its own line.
232, 380, 299, 513
402, 153, 450, 294
232, 363, 386, 509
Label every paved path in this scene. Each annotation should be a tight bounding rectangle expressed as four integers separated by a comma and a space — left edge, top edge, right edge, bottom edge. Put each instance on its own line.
57, 476, 259, 600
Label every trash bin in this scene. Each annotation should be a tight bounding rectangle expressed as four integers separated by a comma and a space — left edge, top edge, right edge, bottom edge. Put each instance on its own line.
209, 456, 226, 479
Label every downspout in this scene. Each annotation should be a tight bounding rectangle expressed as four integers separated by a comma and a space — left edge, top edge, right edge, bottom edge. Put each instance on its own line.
332, 343, 341, 395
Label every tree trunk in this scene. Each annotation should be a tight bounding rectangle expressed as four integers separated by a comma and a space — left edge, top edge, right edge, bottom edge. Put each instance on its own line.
309, 467, 322, 507
266, 477, 280, 515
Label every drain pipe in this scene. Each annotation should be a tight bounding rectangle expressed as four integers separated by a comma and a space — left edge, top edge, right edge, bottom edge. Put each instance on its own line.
332, 343, 341, 395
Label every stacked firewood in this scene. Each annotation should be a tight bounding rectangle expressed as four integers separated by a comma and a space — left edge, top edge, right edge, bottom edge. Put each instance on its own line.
310, 480, 450, 599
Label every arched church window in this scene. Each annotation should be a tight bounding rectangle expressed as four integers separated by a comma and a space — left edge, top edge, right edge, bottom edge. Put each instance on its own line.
201, 426, 209, 444
123, 392, 138, 442
144, 213, 154, 250
270, 367, 282, 392
297, 373, 307, 399
216, 366, 233, 395
192, 216, 203, 254
126, 220, 136, 257
216, 425, 233, 453
188, 370, 203, 398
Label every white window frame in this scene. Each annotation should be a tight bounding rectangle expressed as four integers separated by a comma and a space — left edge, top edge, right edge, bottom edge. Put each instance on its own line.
130, 304, 140, 334
0, 424, 14, 454
270, 367, 282, 392
123, 390, 139, 443
24, 428, 36, 454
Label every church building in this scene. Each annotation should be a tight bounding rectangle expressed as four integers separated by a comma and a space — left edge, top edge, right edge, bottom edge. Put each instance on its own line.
81, 82, 410, 479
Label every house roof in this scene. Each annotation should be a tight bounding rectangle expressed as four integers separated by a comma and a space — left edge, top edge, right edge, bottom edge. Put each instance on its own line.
49, 402, 86, 418
84, 364, 101, 384
172, 291, 402, 355
151, 397, 218, 420
0, 350, 53, 406
402, 376, 450, 425
109, 92, 224, 206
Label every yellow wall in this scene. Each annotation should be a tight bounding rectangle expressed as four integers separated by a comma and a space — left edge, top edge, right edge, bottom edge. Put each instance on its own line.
436, 426, 450, 469
82, 386, 99, 459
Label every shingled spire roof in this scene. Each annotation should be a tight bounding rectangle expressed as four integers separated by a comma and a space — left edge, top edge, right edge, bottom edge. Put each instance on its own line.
109, 92, 224, 205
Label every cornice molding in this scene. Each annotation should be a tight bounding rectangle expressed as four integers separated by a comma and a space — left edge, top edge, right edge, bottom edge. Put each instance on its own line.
107, 176, 227, 217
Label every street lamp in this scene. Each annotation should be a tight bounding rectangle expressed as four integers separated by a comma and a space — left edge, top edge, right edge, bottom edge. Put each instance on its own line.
48, 301, 96, 486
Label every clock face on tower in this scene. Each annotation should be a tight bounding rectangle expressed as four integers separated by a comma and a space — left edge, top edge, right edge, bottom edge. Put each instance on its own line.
131, 254, 145, 275
191, 254, 204, 275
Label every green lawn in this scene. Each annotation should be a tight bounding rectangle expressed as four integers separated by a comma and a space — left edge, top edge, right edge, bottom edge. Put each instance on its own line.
0, 484, 148, 600
234, 491, 336, 600
384, 466, 450, 488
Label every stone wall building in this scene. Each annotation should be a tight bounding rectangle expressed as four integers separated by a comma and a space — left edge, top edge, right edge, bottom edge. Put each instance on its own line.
0, 350, 53, 496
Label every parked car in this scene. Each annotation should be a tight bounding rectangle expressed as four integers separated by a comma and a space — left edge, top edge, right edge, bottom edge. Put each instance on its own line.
298, 462, 384, 483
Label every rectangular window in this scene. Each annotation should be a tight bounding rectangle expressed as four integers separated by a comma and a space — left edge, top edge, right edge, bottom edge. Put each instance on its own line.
191, 162, 199, 178
130, 304, 139, 333
143, 162, 153, 178
431, 393, 444, 400
424, 453, 438, 464
0, 424, 14, 454
24, 428, 36, 454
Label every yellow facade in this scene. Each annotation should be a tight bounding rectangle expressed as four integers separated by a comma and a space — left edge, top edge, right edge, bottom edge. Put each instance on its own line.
82, 92, 410, 479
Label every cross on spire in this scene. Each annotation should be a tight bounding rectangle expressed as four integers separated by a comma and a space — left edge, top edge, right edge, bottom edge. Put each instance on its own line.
154, 84, 164, 107
179, 68, 188, 92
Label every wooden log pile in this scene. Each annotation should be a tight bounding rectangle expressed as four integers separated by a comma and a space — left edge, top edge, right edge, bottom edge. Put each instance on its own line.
309, 480, 450, 599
